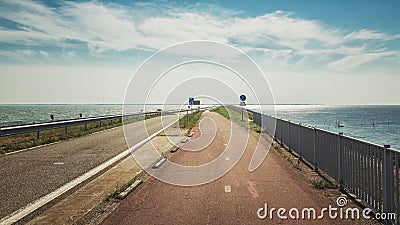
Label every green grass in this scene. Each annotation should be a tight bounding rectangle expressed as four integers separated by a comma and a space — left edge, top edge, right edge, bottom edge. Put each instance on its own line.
145, 113, 161, 120
179, 111, 203, 132
311, 179, 327, 189
211, 106, 230, 120
249, 121, 262, 133
310, 178, 337, 189
0, 114, 158, 154
211, 106, 263, 133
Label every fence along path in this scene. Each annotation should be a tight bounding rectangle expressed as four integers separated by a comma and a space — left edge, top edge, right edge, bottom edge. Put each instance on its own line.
249, 109, 399, 224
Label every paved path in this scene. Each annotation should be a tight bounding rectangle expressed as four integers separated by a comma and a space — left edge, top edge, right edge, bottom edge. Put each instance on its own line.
0, 115, 177, 219
102, 112, 356, 224
26, 132, 180, 225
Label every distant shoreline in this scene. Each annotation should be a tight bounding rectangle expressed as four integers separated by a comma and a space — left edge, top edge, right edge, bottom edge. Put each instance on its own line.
1, 103, 399, 106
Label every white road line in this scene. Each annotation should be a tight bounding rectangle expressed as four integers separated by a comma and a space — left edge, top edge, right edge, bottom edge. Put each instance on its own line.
224, 185, 231, 193
0, 119, 178, 225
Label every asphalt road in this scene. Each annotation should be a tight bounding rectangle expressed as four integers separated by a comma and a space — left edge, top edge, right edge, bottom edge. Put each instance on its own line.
0, 115, 177, 219
102, 112, 357, 225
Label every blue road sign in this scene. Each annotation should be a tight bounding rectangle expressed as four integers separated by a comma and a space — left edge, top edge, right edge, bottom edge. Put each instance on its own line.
240, 95, 246, 101
189, 97, 194, 105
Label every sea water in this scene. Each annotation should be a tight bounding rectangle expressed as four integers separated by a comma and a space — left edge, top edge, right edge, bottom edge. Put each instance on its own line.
1, 104, 399, 150
251, 105, 400, 150
0, 104, 173, 126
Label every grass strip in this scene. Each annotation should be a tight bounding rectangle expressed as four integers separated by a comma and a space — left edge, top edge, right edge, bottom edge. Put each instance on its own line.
0, 113, 161, 154
211, 106, 262, 133
179, 111, 203, 132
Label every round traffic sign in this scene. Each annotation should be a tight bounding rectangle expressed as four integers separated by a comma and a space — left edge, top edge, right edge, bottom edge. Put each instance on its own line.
240, 94, 246, 101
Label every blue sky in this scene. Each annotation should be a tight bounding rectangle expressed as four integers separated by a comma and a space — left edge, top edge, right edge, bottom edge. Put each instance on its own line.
0, 0, 399, 104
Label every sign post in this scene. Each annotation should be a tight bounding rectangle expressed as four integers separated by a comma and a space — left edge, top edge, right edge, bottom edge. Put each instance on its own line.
240, 95, 246, 122
188, 97, 195, 127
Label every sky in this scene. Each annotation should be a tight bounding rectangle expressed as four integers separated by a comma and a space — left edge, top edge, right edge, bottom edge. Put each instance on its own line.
0, 0, 399, 104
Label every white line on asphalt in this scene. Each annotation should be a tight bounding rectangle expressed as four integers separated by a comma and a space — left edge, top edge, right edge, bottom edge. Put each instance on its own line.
0, 119, 178, 225
224, 186, 231, 193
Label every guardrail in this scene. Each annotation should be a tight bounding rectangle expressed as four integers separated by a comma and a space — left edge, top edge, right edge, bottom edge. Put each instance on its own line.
0, 110, 181, 137
249, 109, 399, 224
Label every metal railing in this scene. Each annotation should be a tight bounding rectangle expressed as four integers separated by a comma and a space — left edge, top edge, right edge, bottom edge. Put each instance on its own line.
0, 110, 182, 137
250, 109, 399, 224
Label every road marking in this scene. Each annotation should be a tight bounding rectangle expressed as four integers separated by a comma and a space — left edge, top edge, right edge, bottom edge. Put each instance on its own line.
0, 119, 178, 225
225, 185, 231, 193
152, 157, 166, 168
53, 162, 64, 165
225, 156, 229, 161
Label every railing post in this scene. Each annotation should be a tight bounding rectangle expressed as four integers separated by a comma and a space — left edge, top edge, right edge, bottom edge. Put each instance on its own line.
280, 120, 283, 147
274, 118, 277, 142
383, 145, 394, 214
338, 132, 344, 190
287, 121, 291, 152
298, 123, 301, 159
313, 127, 318, 172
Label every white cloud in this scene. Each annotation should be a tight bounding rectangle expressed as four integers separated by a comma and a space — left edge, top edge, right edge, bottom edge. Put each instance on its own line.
61, 2, 142, 53
39, 50, 50, 58
229, 12, 342, 49
344, 29, 391, 41
0, 29, 54, 46
0, 0, 398, 72
327, 51, 398, 71
0, 1, 142, 52
0, 49, 34, 59
138, 12, 229, 49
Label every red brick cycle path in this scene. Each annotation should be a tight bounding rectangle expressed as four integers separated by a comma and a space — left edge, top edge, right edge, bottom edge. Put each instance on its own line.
102, 112, 357, 225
